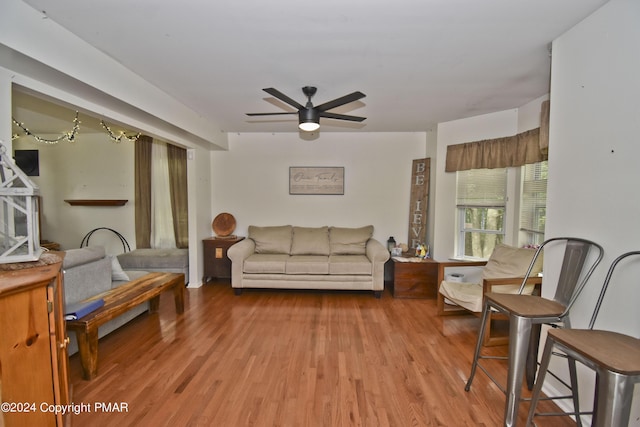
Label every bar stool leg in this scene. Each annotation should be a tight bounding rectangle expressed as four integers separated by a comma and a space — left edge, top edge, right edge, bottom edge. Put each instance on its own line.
504, 315, 531, 426
567, 357, 583, 427
526, 336, 554, 426
465, 300, 492, 391
593, 371, 636, 427
526, 323, 542, 390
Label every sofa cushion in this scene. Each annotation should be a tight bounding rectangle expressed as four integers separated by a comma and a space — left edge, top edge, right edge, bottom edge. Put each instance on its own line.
248, 225, 293, 254
329, 255, 372, 275
63, 246, 106, 269
243, 254, 289, 274
482, 244, 543, 280
286, 255, 329, 274
290, 226, 330, 256
329, 226, 374, 255
63, 255, 112, 304
110, 255, 130, 281
117, 248, 188, 270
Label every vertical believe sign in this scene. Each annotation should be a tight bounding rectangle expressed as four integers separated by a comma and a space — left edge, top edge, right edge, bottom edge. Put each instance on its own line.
407, 158, 430, 249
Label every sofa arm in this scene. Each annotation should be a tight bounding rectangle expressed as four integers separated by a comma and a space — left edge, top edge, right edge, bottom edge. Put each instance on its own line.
365, 238, 390, 263
227, 239, 255, 262
227, 239, 256, 288
63, 246, 106, 269
366, 239, 390, 291
63, 257, 112, 304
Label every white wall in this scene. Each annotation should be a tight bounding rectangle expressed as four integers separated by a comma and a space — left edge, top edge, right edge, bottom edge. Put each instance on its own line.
188, 147, 213, 287
548, 0, 640, 333
544, 0, 640, 421
12, 133, 136, 255
211, 132, 428, 246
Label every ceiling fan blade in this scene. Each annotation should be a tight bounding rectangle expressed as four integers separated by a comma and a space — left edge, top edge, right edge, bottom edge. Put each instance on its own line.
246, 112, 297, 116
319, 111, 366, 122
315, 91, 366, 112
262, 88, 305, 110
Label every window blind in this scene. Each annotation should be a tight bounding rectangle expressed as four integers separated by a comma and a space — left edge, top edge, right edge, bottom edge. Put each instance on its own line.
456, 168, 507, 207
520, 162, 547, 233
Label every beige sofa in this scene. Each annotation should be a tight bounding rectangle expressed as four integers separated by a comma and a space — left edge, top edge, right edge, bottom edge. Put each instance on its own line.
227, 225, 389, 297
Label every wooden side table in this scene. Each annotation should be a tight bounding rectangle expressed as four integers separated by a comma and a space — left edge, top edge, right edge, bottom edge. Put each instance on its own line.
202, 236, 244, 283
389, 257, 438, 298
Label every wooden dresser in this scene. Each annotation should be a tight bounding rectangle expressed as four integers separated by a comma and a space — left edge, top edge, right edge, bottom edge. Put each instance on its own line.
0, 252, 70, 427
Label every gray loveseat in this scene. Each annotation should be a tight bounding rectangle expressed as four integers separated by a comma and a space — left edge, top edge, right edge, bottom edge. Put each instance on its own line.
117, 248, 189, 284
62, 246, 151, 355
227, 225, 389, 297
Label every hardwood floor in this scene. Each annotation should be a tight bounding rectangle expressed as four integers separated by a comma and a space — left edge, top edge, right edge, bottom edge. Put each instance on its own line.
68, 283, 576, 426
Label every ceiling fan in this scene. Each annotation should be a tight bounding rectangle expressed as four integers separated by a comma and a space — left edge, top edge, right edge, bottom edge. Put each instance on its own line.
246, 86, 366, 131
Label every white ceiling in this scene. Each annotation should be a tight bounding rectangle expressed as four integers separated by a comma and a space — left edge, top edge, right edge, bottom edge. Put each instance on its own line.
17, 0, 608, 134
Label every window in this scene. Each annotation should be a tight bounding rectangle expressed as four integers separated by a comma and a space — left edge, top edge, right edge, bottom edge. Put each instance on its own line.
520, 161, 547, 246
456, 168, 507, 258
455, 162, 548, 259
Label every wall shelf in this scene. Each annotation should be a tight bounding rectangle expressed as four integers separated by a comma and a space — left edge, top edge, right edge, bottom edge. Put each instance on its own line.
64, 199, 128, 206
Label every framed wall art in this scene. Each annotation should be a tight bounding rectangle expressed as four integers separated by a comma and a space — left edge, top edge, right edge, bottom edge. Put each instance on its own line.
289, 167, 344, 195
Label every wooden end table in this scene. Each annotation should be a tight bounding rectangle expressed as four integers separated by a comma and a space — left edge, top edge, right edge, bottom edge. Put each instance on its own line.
202, 236, 244, 282
388, 256, 439, 298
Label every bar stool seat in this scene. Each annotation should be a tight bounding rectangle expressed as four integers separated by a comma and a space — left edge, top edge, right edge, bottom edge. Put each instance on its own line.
548, 329, 640, 375
486, 293, 566, 318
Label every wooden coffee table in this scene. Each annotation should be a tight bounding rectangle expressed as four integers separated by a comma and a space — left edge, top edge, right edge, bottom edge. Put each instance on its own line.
66, 272, 185, 380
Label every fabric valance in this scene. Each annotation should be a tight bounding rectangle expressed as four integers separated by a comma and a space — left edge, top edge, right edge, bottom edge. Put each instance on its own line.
445, 100, 550, 172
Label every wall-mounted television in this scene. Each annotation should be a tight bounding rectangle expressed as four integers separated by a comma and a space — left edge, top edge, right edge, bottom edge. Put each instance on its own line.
14, 149, 39, 176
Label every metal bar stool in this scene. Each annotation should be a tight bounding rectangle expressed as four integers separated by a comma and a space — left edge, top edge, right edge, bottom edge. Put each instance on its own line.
527, 250, 640, 427
465, 237, 604, 427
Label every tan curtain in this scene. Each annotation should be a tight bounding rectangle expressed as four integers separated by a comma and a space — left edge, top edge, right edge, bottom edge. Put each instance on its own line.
445, 102, 550, 172
135, 135, 152, 248
167, 144, 189, 248
539, 100, 550, 155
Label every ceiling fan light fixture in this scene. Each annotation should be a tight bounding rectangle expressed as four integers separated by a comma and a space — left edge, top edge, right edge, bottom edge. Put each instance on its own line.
299, 121, 320, 132
298, 109, 320, 132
